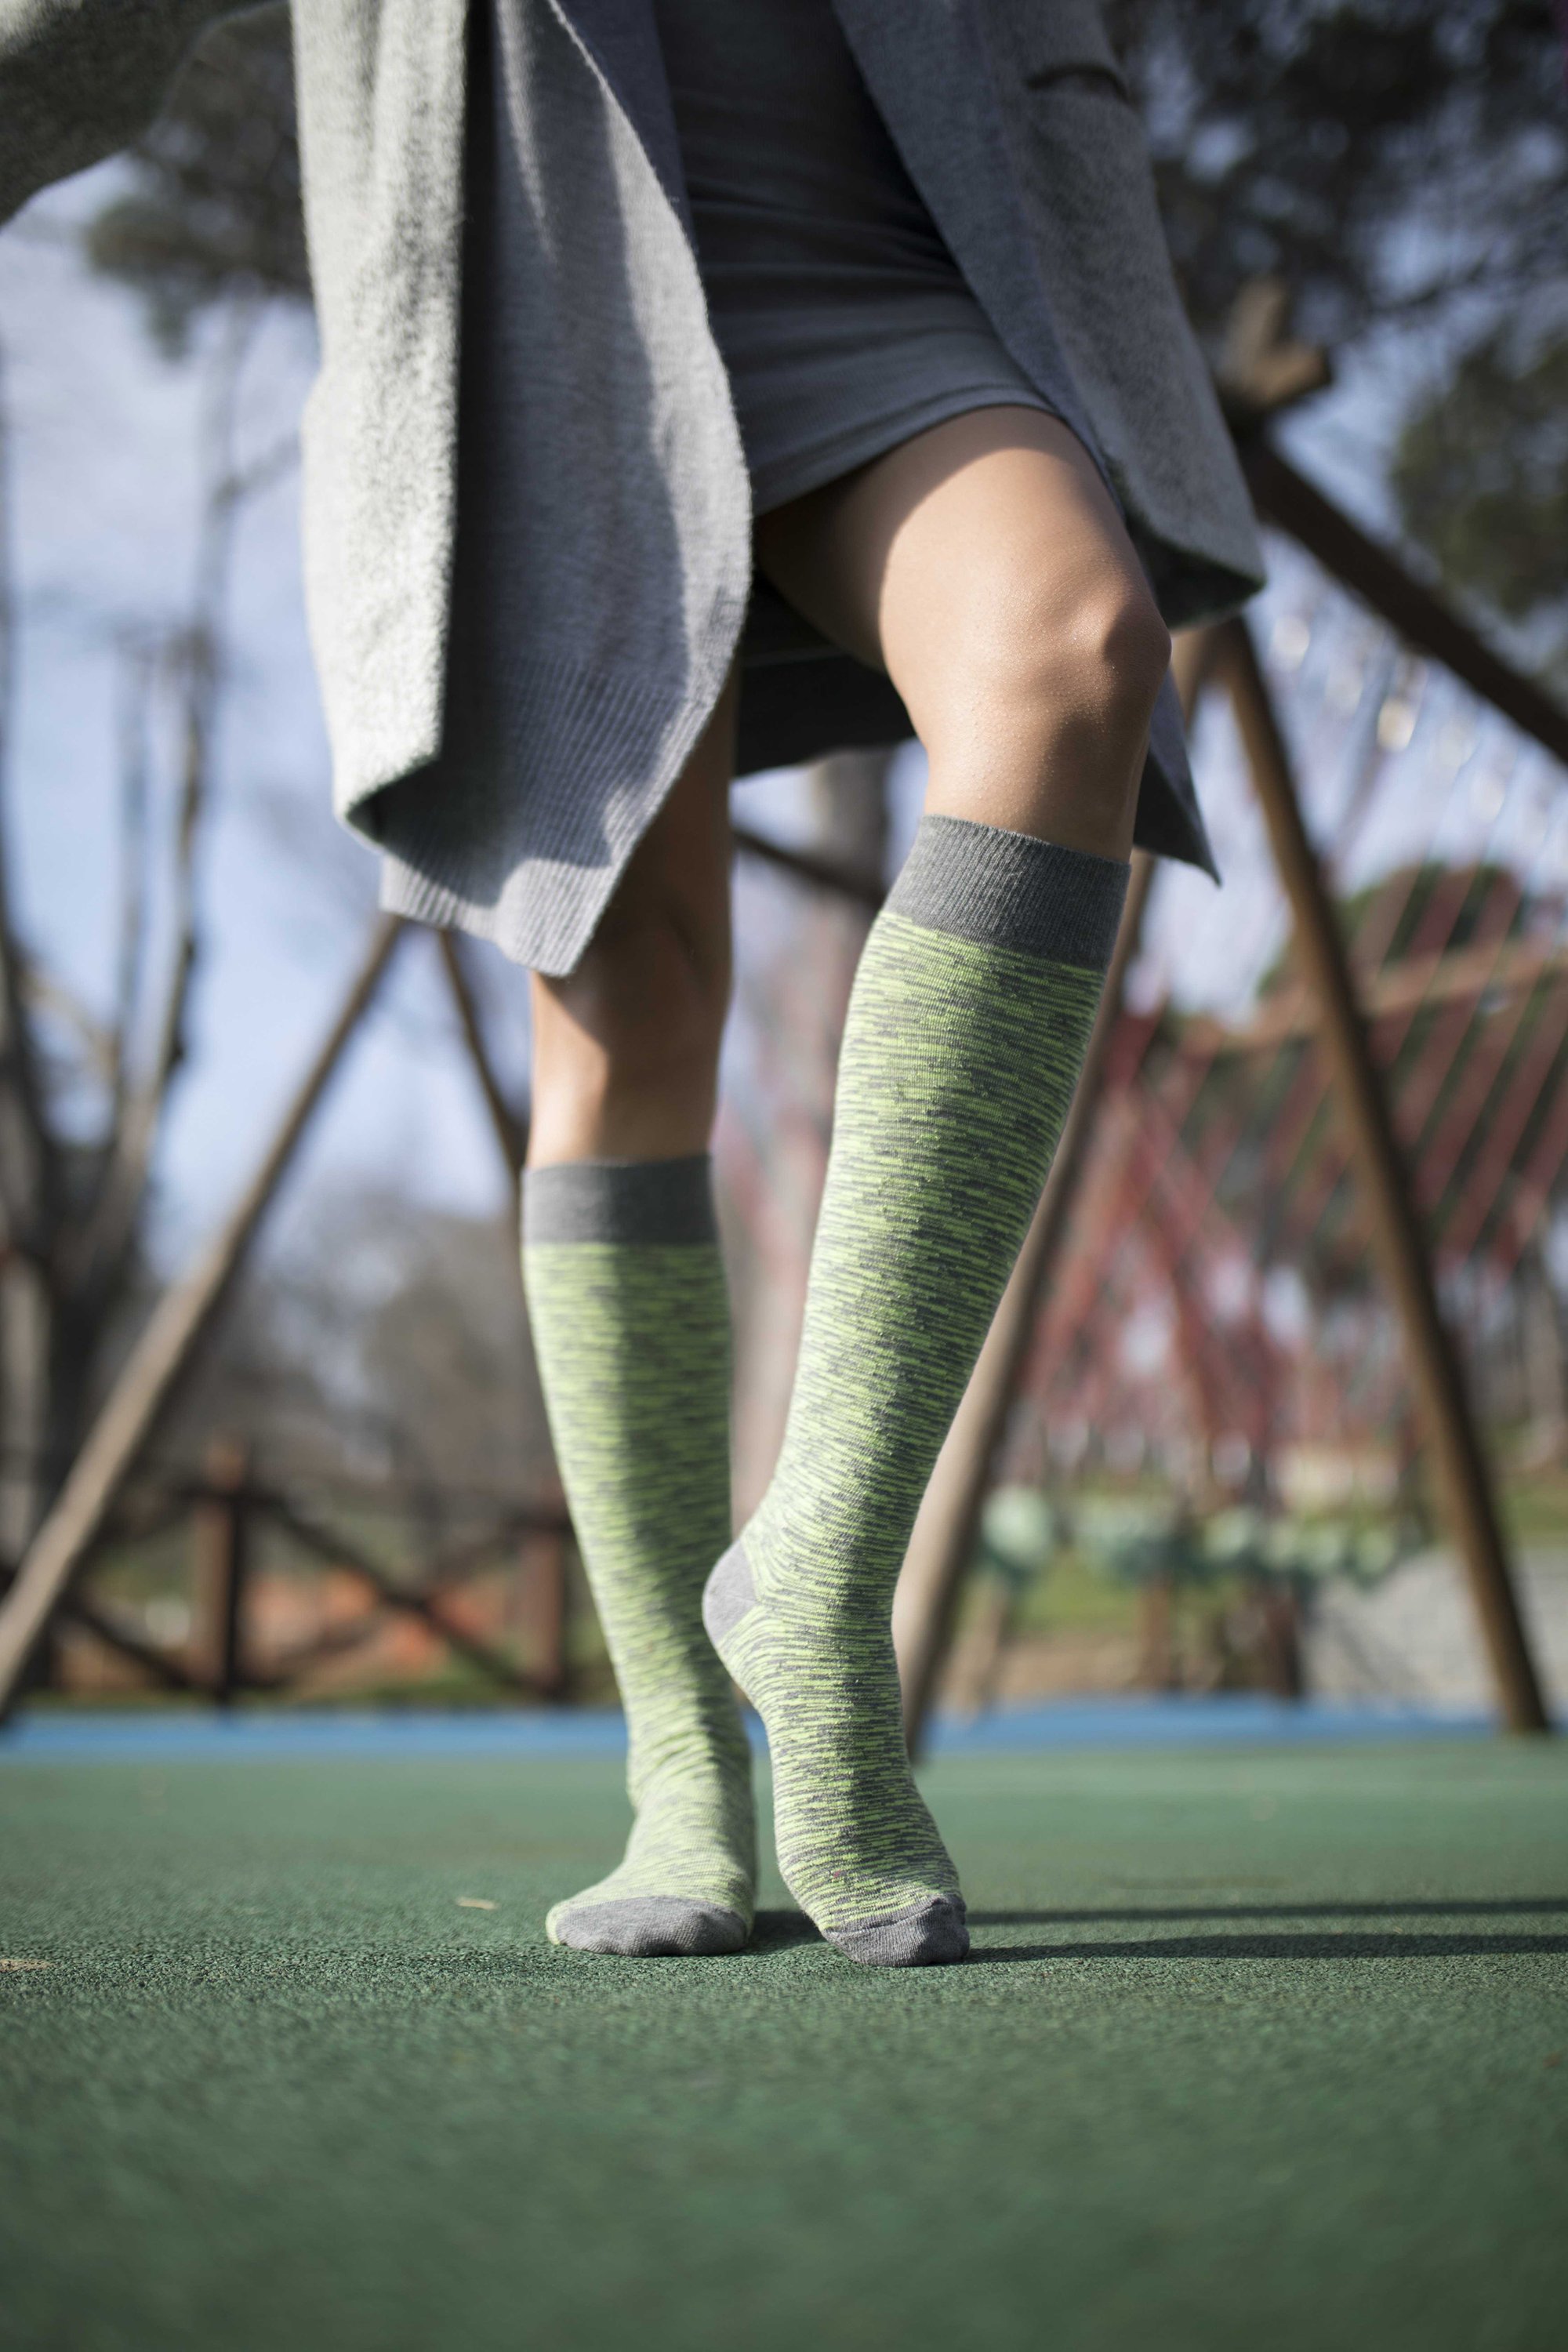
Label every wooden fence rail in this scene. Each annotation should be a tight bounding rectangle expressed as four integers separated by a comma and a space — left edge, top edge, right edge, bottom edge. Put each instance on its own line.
34, 1461, 575, 1706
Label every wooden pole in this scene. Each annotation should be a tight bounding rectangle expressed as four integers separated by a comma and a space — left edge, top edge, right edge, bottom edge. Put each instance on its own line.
1218, 615, 1552, 1733
1242, 443, 1568, 772
893, 633, 1220, 1753
731, 822, 886, 911
893, 849, 1157, 1748
524, 1515, 571, 1701
191, 1436, 249, 1705
1138, 1576, 1178, 1693
437, 932, 528, 1186
67, 1591, 208, 1692
0, 916, 406, 1719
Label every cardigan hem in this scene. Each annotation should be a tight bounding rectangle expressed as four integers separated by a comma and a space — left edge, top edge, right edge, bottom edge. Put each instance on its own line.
365, 646, 738, 975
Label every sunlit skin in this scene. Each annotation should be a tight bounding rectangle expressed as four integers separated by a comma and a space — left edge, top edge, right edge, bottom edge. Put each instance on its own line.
525, 407, 1169, 1168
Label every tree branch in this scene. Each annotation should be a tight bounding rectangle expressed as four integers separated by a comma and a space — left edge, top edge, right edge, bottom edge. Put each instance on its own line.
71, 300, 262, 1298
108, 636, 156, 1127
0, 344, 56, 1258
437, 932, 529, 1184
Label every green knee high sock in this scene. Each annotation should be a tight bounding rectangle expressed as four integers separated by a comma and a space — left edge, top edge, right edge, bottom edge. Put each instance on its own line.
705, 815, 1127, 1965
524, 1156, 755, 1956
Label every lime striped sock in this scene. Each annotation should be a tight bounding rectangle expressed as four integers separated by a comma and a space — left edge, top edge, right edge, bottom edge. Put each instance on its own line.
705, 815, 1127, 1965
524, 1157, 755, 1956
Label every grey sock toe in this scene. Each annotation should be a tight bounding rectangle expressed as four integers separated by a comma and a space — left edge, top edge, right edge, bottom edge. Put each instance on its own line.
551, 1896, 750, 1958
826, 1896, 970, 1967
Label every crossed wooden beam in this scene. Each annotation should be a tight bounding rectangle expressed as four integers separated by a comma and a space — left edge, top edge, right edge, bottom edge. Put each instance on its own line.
16, 1472, 571, 1700
0, 441, 1560, 1732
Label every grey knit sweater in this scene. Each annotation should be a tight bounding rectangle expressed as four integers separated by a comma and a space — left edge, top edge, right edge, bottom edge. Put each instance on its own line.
0, 0, 1264, 971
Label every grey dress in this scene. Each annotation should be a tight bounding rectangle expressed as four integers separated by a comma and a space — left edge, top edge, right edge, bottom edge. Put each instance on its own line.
650, 0, 1054, 516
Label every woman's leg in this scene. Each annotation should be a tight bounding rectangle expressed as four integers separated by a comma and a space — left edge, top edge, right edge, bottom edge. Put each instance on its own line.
527, 673, 739, 1167
754, 406, 1167, 854
703, 410, 1168, 1965
523, 676, 757, 1958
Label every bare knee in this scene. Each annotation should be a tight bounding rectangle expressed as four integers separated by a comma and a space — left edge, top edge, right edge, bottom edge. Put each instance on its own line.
968, 564, 1168, 763
913, 562, 1171, 855
528, 892, 731, 1167
1067, 575, 1173, 737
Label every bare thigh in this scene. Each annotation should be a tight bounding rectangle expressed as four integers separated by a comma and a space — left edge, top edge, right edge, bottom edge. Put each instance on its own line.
753, 406, 1171, 859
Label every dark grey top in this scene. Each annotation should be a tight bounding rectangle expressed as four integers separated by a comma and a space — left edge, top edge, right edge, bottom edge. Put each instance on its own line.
651, 0, 1051, 514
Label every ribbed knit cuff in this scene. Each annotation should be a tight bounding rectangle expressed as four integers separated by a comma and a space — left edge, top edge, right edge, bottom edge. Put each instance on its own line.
887, 815, 1129, 970
523, 1155, 717, 1246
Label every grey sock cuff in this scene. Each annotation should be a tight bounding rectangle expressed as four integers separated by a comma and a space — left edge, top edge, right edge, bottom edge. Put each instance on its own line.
886, 814, 1129, 970
523, 1155, 717, 1246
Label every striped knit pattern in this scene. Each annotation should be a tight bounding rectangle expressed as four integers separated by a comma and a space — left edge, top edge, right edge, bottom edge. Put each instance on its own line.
523, 1158, 755, 1956
705, 816, 1126, 1964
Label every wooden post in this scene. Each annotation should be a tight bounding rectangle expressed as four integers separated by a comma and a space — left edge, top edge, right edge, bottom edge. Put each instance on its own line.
437, 932, 528, 1189
894, 632, 1220, 1753
1138, 1576, 1178, 1693
191, 1437, 249, 1705
66, 1590, 206, 1692
1256, 1581, 1304, 1700
0, 916, 406, 1718
1218, 615, 1552, 1733
1241, 443, 1568, 771
953, 1576, 1018, 1719
731, 822, 886, 911
893, 851, 1156, 1748
526, 1523, 571, 1701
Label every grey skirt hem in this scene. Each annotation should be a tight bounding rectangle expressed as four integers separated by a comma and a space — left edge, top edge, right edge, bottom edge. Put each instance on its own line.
750, 381, 1056, 517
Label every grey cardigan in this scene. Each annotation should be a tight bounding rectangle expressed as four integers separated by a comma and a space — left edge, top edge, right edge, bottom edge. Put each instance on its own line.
0, 0, 1265, 971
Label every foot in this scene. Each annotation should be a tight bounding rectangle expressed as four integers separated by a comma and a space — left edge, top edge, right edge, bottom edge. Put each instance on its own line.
546, 1748, 757, 1957
702, 1538, 969, 1966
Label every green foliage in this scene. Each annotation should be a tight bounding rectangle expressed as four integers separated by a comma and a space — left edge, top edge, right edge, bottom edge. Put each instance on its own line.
1075, 1494, 1414, 1588
975, 1483, 1058, 1589
1075, 1496, 1215, 1589
1108, 2, 1567, 641
83, 5, 307, 355
1200, 1504, 1411, 1586
1108, 0, 1566, 354
1392, 328, 1568, 628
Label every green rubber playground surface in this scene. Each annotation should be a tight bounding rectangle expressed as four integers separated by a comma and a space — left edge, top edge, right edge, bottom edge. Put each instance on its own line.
3, 1742, 1566, 2352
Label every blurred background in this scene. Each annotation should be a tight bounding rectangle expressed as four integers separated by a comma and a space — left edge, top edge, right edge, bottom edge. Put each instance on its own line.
2, 0, 1566, 1726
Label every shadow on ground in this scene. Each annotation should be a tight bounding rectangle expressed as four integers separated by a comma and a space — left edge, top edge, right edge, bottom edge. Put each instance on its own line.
965, 1896, 1568, 1924
965, 1896, 1568, 1962
747, 1909, 824, 1955
746, 1896, 1568, 1963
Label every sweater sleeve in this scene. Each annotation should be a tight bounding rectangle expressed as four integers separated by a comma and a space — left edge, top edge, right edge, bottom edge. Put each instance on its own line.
0, 0, 234, 224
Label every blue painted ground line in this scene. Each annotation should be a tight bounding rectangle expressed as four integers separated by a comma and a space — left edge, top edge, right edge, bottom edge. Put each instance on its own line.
0, 1694, 1516, 1763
